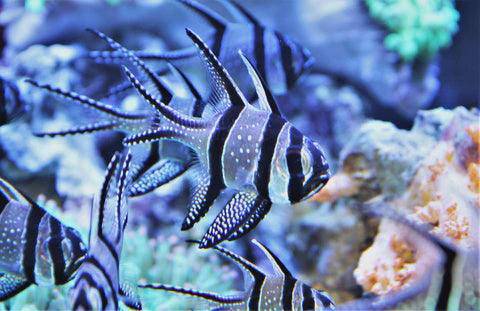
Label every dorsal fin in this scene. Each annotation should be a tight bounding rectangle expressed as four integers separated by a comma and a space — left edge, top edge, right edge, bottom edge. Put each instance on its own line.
122, 66, 207, 129
138, 283, 243, 304
186, 28, 247, 108
220, 0, 262, 27
187, 240, 264, 278
87, 29, 173, 104
238, 51, 281, 115
25, 79, 147, 121
178, 0, 228, 31
251, 239, 294, 278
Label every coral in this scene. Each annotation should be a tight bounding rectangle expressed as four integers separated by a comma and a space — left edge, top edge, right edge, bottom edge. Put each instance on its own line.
365, 0, 459, 61
352, 108, 479, 300
354, 220, 440, 295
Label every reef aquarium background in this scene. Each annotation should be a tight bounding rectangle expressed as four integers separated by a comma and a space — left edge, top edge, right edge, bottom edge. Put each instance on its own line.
0, 0, 478, 310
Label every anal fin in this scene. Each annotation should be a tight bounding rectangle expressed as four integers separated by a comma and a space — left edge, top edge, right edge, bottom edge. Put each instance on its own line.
227, 198, 271, 241
200, 193, 268, 248
0, 273, 31, 301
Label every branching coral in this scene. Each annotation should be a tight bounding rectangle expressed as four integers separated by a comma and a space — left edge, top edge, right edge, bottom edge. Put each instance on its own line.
365, 0, 459, 61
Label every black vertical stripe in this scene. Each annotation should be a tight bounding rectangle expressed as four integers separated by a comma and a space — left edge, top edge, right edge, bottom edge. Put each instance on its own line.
73, 272, 108, 310
211, 29, 225, 58
253, 26, 266, 82
254, 114, 285, 197
22, 205, 46, 283
302, 284, 315, 310
282, 279, 297, 310
287, 127, 304, 203
276, 32, 296, 89
209, 105, 244, 188
248, 273, 266, 310
83, 256, 119, 309
0, 189, 9, 213
48, 217, 66, 284
435, 249, 456, 310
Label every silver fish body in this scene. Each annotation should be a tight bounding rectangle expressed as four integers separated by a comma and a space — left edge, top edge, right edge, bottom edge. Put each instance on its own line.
122, 28, 330, 248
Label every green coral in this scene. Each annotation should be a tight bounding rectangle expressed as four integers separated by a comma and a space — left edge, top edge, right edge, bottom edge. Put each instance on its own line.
0, 203, 237, 310
365, 0, 459, 61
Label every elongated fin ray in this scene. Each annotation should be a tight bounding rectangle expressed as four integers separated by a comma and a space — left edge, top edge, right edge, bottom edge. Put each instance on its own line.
123, 66, 206, 129
187, 240, 264, 278
89, 48, 197, 62
25, 79, 146, 120
0, 274, 31, 301
251, 239, 294, 278
123, 128, 181, 146
128, 159, 189, 197
33, 121, 118, 138
178, 0, 228, 31
88, 29, 173, 103
181, 175, 223, 230
238, 51, 281, 115
138, 283, 243, 304
200, 192, 259, 248
228, 199, 271, 241
185, 28, 247, 108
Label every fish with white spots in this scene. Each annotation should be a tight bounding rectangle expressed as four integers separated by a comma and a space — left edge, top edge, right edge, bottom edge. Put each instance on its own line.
122, 28, 330, 248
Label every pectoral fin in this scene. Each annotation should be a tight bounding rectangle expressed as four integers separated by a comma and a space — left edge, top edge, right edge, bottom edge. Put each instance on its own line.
0, 273, 31, 301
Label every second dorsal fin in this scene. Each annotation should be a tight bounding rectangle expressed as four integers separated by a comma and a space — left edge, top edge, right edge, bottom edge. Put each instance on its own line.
238, 51, 281, 115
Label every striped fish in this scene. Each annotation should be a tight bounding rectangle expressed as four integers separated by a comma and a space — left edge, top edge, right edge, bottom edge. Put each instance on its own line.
122, 28, 330, 248
71, 151, 142, 310
140, 239, 335, 310
0, 177, 87, 301
90, 0, 314, 97
24, 29, 202, 199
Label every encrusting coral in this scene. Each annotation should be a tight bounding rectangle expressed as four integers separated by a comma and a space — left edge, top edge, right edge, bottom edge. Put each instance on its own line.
313, 107, 479, 306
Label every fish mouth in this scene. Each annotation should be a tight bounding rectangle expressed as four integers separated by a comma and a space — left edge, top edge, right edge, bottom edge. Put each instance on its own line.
303, 172, 330, 200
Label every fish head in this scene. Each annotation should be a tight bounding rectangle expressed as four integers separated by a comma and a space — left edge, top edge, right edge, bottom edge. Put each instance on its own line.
299, 137, 330, 201
313, 289, 335, 310
62, 226, 88, 282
